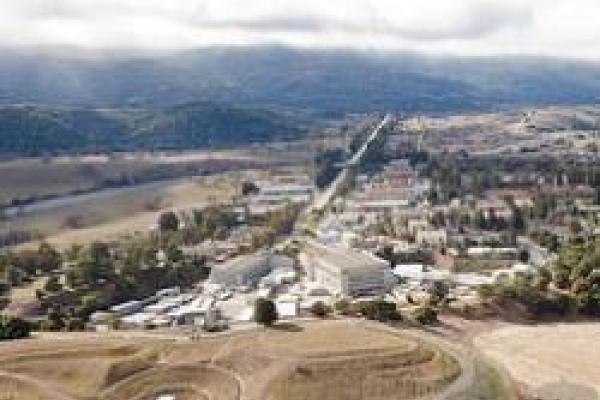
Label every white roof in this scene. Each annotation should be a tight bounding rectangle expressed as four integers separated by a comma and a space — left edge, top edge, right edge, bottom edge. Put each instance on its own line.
467, 247, 518, 256
452, 273, 494, 286
121, 312, 156, 325
144, 303, 175, 313
276, 300, 298, 318
233, 307, 254, 322
393, 264, 425, 275
392, 265, 451, 282
110, 301, 142, 313
512, 263, 535, 272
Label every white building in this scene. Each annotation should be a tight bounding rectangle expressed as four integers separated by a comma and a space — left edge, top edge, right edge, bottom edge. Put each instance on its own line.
209, 251, 295, 287
300, 241, 391, 297
407, 219, 430, 235
276, 295, 300, 319
247, 182, 314, 214
416, 229, 447, 247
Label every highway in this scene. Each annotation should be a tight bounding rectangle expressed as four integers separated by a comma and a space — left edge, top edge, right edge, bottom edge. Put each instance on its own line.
309, 114, 392, 213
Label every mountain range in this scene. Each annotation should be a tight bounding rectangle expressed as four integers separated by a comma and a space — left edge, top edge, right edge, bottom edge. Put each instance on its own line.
1, 47, 600, 154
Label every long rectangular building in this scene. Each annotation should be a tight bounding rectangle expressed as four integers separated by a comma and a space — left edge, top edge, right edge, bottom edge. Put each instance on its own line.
209, 251, 294, 287
300, 241, 390, 297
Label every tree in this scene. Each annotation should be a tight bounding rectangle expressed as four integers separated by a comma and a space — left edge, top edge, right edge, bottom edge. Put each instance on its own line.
254, 298, 278, 326
334, 299, 352, 315
37, 242, 62, 272
241, 181, 259, 196
44, 276, 62, 293
310, 301, 332, 318
510, 207, 527, 232
427, 281, 450, 307
360, 300, 401, 322
89, 241, 111, 263
0, 316, 32, 341
158, 211, 180, 232
534, 267, 552, 291
412, 306, 438, 325
519, 249, 530, 263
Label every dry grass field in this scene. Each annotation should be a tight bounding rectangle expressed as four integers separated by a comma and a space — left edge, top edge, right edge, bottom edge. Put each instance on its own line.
5, 176, 236, 250
0, 150, 261, 206
0, 320, 466, 400
475, 323, 600, 399
0, 146, 314, 208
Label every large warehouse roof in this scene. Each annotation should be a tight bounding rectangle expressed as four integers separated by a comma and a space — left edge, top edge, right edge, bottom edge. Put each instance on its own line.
304, 241, 387, 275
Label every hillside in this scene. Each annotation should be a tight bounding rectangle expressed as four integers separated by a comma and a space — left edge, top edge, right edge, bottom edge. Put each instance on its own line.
0, 102, 306, 155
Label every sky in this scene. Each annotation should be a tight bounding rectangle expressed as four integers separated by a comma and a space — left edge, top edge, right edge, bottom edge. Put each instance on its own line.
2, 0, 600, 59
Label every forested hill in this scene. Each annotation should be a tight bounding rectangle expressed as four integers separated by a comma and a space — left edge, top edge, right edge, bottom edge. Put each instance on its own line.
0, 102, 307, 155
1, 47, 600, 154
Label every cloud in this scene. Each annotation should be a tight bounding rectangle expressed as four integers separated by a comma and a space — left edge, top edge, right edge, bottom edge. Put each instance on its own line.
1, 0, 600, 59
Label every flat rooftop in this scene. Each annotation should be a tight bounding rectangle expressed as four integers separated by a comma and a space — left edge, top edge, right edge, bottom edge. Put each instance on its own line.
304, 241, 387, 273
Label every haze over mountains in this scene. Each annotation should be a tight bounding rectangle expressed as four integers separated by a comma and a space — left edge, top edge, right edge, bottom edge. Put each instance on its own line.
1, 47, 600, 154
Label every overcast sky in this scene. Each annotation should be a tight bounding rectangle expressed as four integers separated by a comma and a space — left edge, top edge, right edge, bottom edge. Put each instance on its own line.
2, 0, 600, 59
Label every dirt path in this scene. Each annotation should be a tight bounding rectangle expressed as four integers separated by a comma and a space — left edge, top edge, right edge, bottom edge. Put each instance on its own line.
0, 370, 78, 400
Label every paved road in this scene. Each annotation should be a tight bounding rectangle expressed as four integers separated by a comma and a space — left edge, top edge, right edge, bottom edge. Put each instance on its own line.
309, 114, 392, 213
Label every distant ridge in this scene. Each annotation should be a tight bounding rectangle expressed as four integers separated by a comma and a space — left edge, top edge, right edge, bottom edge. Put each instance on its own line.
1, 47, 599, 113
1, 47, 600, 154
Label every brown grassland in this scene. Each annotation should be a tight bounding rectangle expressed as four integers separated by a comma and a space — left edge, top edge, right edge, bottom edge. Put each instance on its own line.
0, 320, 467, 400
475, 322, 600, 397
4, 176, 236, 250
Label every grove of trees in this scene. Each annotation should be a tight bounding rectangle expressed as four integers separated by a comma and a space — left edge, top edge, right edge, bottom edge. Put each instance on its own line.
479, 237, 600, 318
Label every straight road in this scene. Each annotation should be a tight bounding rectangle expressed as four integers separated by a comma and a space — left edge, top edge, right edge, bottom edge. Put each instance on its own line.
309, 114, 392, 213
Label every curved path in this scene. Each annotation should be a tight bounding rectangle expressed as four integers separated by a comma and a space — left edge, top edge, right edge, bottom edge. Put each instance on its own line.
362, 322, 477, 400
0, 370, 78, 400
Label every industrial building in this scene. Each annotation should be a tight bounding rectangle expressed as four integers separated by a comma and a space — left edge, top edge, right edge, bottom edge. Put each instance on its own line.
209, 251, 295, 287
300, 241, 391, 297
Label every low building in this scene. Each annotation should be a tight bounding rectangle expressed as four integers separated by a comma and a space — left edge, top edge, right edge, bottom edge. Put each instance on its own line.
167, 296, 213, 325
276, 296, 300, 319
407, 219, 430, 235
435, 247, 519, 272
300, 241, 390, 297
120, 312, 156, 328
416, 229, 447, 247
156, 287, 180, 299
110, 301, 143, 316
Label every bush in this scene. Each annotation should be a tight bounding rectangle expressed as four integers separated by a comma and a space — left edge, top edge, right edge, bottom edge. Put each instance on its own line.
360, 300, 401, 322
0, 316, 32, 341
334, 299, 352, 315
412, 306, 438, 325
254, 298, 278, 327
310, 301, 332, 318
